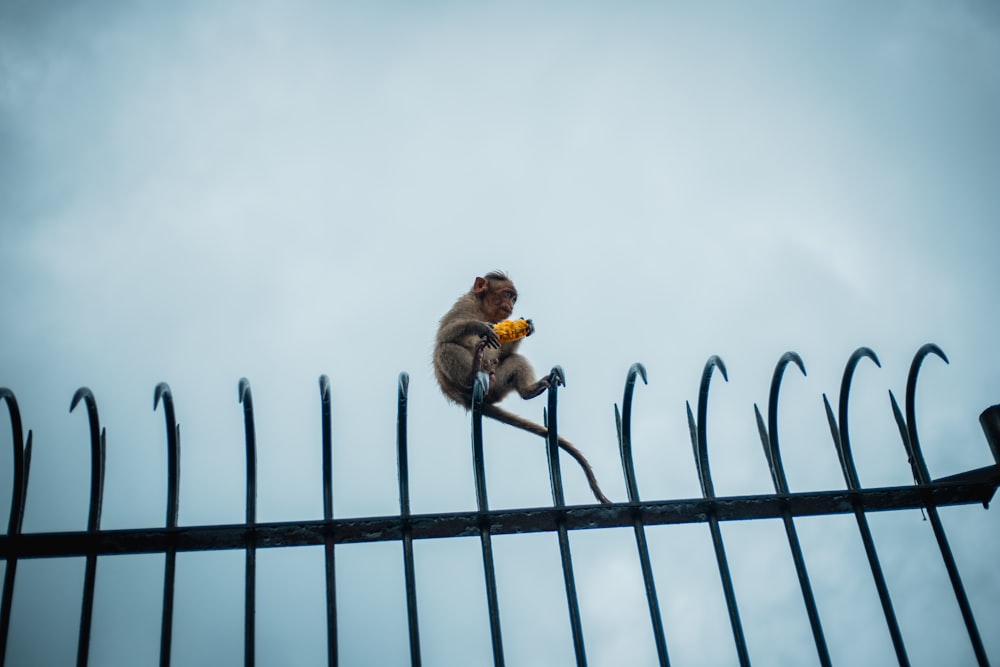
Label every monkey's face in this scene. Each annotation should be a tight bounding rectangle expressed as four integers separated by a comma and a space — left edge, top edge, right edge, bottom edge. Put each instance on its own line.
483, 280, 518, 323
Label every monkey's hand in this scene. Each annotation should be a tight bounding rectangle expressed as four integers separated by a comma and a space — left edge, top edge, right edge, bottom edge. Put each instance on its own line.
474, 322, 501, 349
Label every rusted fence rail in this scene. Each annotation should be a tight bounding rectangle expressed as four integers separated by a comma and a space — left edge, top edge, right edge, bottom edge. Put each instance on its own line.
1, 344, 998, 666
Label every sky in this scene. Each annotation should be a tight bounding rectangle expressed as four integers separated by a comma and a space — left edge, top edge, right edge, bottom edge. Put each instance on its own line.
1, 0, 999, 665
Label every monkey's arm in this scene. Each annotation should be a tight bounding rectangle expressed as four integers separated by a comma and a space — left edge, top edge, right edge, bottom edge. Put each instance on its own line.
438, 319, 500, 348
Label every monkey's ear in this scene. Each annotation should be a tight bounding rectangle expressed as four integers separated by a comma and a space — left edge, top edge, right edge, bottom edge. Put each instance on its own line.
473, 277, 488, 293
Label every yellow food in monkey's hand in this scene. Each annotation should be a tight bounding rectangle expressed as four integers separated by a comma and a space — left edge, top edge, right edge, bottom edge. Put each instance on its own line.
493, 318, 534, 344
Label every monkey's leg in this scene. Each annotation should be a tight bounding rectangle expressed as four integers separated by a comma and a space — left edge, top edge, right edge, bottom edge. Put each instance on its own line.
470, 338, 500, 389
472, 338, 487, 373
488, 353, 548, 403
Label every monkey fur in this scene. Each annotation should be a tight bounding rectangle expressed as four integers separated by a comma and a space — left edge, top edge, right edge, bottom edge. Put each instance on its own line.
434, 271, 611, 504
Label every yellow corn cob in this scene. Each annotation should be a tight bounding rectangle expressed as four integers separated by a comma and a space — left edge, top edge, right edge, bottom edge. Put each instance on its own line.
493, 318, 534, 344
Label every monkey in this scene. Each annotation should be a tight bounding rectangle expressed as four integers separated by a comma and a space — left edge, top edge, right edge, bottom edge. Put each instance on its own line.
434, 271, 612, 505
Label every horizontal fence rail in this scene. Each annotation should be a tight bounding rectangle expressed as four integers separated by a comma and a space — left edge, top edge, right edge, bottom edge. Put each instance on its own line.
1, 344, 998, 667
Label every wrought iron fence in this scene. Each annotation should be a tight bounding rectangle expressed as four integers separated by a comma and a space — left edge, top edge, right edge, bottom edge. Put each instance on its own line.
1, 343, 998, 666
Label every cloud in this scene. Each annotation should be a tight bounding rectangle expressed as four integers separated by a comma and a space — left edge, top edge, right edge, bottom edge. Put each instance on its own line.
2, 2, 999, 665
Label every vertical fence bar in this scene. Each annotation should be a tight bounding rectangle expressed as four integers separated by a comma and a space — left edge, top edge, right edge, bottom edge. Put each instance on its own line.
753, 353, 831, 667
238, 379, 257, 667
543, 367, 587, 667
319, 376, 338, 667
615, 363, 670, 667
154, 384, 180, 667
0, 389, 31, 667
824, 346, 909, 666
396, 373, 422, 667
889, 344, 988, 666
70, 388, 105, 667
686, 357, 750, 667
470, 372, 505, 667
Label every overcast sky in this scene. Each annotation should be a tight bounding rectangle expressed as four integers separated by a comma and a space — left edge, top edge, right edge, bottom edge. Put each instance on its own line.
2, 1, 999, 665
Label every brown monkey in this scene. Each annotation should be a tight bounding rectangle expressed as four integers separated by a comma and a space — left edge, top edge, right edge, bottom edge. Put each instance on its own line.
434, 271, 612, 504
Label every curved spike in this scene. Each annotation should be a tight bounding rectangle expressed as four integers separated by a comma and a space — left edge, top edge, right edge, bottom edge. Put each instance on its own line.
238, 377, 252, 404
471, 372, 490, 511
22, 430, 32, 527
619, 363, 648, 503
887, 390, 915, 476
836, 348, 881, 490
546, 366, 566, 507
397, 371, 411, 515
686, 401, 702, 483
238, 377, 254, 410
765, 352, 807, 494
154, 382, 180, 529
319, 375, 334, 522
622, 363, 648, 425
100, 427, 107, 504
821, 394, 846, 474
626, 363, 649, 387
614, 404, 623, 445
981, 405, 1000, 464
154, 383, 168, 410
70, 387, 104, 533
70, 387, 86, 413
0, 389, 29, 536
754, 404, 774, 473
238, 378, 257, 525
694, 356, 728, 499
903, 344, 949, 485
549, 365, 566, 388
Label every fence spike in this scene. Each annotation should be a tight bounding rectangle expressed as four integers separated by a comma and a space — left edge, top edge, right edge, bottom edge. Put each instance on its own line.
470, 370, 505, 667
0, 389, 29, 536
835, 347, 881, 490
0, 389, 32, 667
318, 374, 338, 667
396, 372, 421, 667
758, 354, 831, 666
764, 352, 806, 494
687, 356, 747, 666
69, 387, 104, 667
903, 344, 949, 485
154, 383, 180, 529
980, 405, 1000, 464
617, 363, 647, 504
319, 375, 333, 521
542, 366, 588, 666
827, 348, 911, 665
545, 366, 566, 508
154, 382, 180, 667
692, 356, 727, 499
237, 378, 257, 667
70, 388, 105, 534
615, 364, 670, 666
896, 345, 987, 666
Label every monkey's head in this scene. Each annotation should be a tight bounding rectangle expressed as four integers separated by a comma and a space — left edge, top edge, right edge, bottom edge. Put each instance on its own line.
473, 272, 518, 323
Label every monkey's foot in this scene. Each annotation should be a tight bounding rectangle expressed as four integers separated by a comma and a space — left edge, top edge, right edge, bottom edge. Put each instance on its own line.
521, 377, 550, 400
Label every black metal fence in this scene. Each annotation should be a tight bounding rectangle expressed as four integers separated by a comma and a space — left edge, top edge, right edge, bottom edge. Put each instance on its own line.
1, 343, 998, 666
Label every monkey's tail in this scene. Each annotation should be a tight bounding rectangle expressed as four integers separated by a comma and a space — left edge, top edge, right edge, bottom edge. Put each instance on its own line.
482, 404, 612, 505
